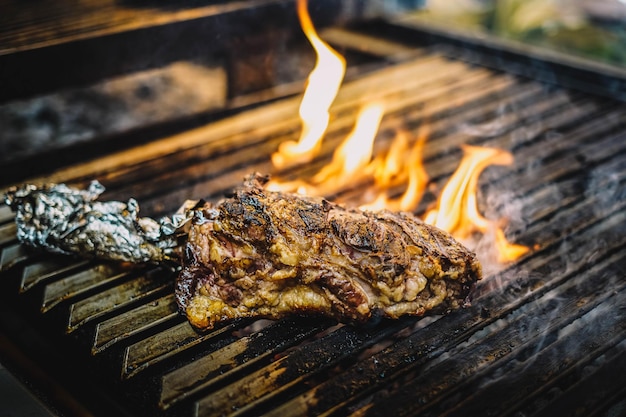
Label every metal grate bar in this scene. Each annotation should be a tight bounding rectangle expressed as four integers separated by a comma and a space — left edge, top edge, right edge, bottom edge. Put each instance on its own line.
92, 293, 179, 354
0, 205, 14, 223
357, 257, 626, 417
20, 259, 91, 293
41, 263, 134, 313
0, 243, 29, 272
121, 320, 239, 380
67, 267, 173, 333
159, 317, 331, 410
523, 340, 626, 417
0, 222, 16, 246
193, 319, 417, 417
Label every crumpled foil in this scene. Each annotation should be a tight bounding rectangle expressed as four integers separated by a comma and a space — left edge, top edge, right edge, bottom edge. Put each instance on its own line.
4, 180, 194, 264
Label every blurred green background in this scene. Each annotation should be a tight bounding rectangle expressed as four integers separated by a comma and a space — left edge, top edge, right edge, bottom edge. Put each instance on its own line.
413, 0, 626, 67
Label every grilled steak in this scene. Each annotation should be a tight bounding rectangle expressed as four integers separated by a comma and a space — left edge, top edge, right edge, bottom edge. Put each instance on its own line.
176, 174, 482, 330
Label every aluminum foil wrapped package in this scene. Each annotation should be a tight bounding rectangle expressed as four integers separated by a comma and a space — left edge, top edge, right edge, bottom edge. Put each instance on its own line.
4, 181, 192, 264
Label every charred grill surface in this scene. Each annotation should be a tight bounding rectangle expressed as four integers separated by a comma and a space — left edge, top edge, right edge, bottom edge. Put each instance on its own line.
176, 174, 481, 330
0, 10, 625, 417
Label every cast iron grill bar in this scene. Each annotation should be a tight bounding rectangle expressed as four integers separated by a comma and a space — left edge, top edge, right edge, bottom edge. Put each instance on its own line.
0, 205, 14, 223
92, 293, 179, 354
0, 21, 625, 417
67, 267, 173, 333
447, 326, 626, 417
22, 260, 91, 293
517, 340, 626, 417
192, 318, 418, 417
346, 255, 626, 417
158, 317, 332, 410
40, 263, 136, 313
121, 320, 242, 380
0, 243, 29, 272
0, 223, 16, 246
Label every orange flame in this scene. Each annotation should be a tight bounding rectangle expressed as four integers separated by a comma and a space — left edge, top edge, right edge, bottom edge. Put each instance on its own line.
311, 102, 384, 191
268, 0, 530, 263
396, 124, 429, 212
267, 102, 385, 196
424, 145, 512, 237
495, 228, 530, 263
271, 0, 346, 169
360, 125, 429, 212
424, 144, 529, 260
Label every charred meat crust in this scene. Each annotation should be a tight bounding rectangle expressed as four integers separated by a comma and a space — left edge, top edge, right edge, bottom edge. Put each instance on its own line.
176, 174, 482, 330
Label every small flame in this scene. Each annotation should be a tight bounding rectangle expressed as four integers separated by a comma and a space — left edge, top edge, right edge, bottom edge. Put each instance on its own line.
397, 124, 429, 212
312, 102, 384, 191
267, 102, 385, 196
495, 228, 530, 263
424, 145, 512, 237
271, 0, 346, 169
424, 144, 529, 261
361, 125, 429, 212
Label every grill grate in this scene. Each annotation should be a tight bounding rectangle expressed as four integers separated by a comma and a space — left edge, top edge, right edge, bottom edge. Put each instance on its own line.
1, 17, 626, 417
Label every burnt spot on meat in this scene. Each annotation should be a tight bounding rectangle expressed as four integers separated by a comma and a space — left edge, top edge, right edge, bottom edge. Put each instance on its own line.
343, 223, 380, 251
296, 206, 325, 233
239, 193, 266, 214
222, 192, 275, 242
330, 219, 341, 237
222, 199, 244, 217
